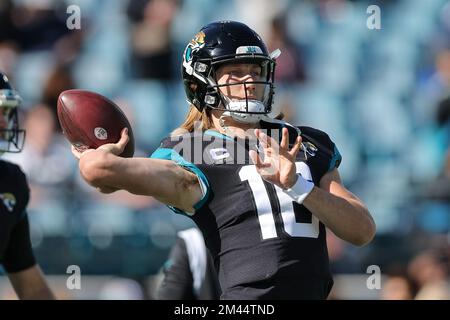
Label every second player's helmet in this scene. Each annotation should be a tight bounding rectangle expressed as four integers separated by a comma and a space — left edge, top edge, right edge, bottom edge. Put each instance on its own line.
0, 73, 25, 153
182, 21, 280, 123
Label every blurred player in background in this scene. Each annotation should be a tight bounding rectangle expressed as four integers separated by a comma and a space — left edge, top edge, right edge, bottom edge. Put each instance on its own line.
72, 21, 375, 299
0, 73, 54, 299
156, 227, 221, 300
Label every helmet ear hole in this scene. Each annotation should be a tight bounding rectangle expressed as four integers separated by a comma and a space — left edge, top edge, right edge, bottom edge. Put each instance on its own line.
190, 83, 198, 91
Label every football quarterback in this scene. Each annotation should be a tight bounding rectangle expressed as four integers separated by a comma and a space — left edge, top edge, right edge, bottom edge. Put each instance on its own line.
73, 21, 376, 300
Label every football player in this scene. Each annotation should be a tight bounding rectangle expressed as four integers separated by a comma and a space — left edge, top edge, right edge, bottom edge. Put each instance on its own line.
73, 21, 376, 299
156, 227, 221, 300
0, 73, 54, 299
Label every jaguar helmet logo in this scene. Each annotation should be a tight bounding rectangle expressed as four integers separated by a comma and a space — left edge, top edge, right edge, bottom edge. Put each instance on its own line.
183, 31, 206, 75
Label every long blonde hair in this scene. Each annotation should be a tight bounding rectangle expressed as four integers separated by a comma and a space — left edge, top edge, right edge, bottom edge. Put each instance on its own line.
171, 105, 214, 136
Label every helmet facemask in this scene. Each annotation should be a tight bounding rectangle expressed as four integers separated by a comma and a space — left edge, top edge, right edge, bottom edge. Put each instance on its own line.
0, 89, 25, 153
212, 81, 273, 123
203, 55, 276, 123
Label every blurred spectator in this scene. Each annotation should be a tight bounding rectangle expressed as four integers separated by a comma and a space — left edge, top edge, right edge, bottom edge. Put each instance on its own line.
430, 2, 450, 54
381, 275, 415, 300
8, 1, 70, 52
433, 49, 450, 101
316, 0, 350, 24
98, 278, 145, 300
437, 95, 450, 128
0, 0, 19, 75
408, 250, 450, 300
0, 0, 20, 45
422, 147, 450, 203
233, 0, 288, 41
327, 231, 360, 274
419, 49, 450, 124
381, 266, 416, 300
126, 0, 181, 80
437, 94, 450, 148
42, 63, 75, 128
415, 282, 450, 300
267, 15, 306, 84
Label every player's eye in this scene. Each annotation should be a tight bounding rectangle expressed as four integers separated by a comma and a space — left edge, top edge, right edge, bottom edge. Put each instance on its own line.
1, 108, 10, 117
250, 70, 262, 78
229, 70, 261, 79
229, 70, 242, 77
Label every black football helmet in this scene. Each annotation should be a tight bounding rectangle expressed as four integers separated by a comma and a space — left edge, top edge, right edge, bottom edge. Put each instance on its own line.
182, 21, 281, 123
0, 73, 25, 153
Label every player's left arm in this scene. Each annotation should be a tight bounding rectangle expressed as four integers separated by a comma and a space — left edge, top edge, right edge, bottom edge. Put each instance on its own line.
302, 168, 376, 246
3, 214, 55, 299
8, 265, 55, 300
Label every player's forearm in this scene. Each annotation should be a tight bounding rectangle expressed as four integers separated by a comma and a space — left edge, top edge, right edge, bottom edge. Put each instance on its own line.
79, 150, 200, 209
80, 150, 171, 195
8, 266, 55, 300
16, 284, 55, 300
303, 187, 376, 246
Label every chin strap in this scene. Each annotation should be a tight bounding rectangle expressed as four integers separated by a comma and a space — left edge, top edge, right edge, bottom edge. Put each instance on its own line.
219, 114, 237, 138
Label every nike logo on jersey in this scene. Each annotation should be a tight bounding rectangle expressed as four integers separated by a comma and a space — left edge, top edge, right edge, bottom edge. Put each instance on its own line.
209, 148, 231, 162
0, 193, 16, 212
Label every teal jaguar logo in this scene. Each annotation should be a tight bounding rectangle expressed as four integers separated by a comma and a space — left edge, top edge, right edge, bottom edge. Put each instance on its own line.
183, 31, 206, 75
303, 141, 318, 157
0, 193, 16, 212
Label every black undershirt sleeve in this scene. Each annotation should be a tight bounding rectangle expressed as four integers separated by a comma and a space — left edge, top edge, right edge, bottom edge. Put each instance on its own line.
3, 213, 36, 273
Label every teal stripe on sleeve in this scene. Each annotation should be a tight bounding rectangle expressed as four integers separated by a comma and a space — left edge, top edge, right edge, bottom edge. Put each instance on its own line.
150, 148, 210, 214
328, 145, 342, 172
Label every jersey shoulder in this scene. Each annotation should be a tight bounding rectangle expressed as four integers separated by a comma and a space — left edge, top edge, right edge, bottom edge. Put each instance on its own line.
0, 160, 28, 190
0, 160, 30, 213
151, 132, 198, 162
155, 131, 203, 150
158, 135, 183, 150
298, 126, 342, 171
299, 126, 335, 154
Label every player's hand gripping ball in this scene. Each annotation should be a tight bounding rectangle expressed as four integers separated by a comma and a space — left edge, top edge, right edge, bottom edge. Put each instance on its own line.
57, 89, 135, 157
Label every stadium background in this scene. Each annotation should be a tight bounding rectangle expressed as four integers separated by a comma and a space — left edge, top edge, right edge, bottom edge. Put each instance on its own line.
1, 0, 449, 299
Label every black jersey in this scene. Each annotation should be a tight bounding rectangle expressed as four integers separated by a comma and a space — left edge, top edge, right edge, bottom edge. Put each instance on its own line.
157, 228, 221, 300
0, 160, 36, 273
151, 121, 342, 300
